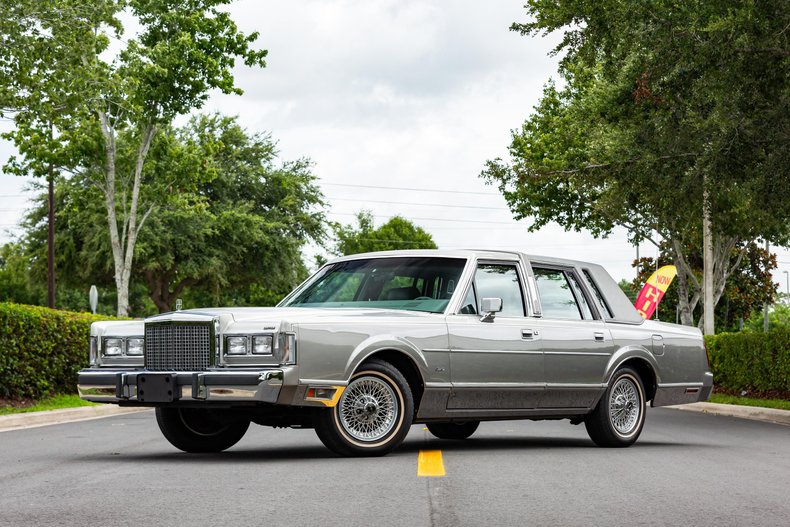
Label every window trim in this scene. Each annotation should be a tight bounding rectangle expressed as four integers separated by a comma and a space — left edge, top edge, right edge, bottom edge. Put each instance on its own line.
566, 269, 601, 320
456, 259, 529, 318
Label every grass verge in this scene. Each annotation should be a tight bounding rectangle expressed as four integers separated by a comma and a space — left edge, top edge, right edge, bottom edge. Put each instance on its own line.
0, 394, 98, 416
709, 393, 790, 411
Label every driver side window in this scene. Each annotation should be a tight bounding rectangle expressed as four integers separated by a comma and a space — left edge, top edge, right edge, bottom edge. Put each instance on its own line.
474, 263, 525, 317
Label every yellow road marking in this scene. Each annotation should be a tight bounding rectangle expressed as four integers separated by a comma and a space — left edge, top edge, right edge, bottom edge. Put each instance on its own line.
417, 450, 446, 477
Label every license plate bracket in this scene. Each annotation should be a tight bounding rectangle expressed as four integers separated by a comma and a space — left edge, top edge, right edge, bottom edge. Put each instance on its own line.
137, 373, 178, 402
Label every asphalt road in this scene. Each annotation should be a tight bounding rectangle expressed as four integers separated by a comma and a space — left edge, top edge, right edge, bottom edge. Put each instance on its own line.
1, 407, 788, 527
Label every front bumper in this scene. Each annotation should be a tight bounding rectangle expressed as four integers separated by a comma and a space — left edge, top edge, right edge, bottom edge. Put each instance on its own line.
78, 369, 287, 405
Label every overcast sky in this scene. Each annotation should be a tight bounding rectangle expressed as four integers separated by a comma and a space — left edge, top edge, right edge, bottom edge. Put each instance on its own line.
1, 0, 788, 289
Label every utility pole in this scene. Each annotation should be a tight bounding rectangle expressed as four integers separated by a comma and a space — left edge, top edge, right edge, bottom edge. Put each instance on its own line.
763, 240, 769, 332
655, 249, 659, 320
47, 164, 55, 309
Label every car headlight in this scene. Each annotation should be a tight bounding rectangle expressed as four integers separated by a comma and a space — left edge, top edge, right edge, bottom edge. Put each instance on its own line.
99, 337, 144, 361
104, 338, 123, 356
127, 338, 144, 356
252, 335, 273, 355
227, 336, 248, 355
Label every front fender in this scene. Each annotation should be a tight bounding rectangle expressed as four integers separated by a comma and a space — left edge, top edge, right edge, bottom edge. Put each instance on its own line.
344, 335, 430, 381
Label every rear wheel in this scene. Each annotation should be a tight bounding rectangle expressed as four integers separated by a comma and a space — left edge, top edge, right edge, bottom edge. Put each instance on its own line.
585, 367, 646, 447
426, 421, 480, 440
155, 408, 250, 453
314, 359, 413, 457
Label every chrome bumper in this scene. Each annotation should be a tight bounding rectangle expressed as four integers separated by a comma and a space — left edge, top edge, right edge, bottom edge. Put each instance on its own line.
78, 369, 286, 404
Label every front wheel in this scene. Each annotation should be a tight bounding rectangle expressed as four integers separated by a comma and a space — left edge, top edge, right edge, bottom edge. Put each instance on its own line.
155, 408, 250, 453
585, 367, 646, 447
314, 359, 414, 457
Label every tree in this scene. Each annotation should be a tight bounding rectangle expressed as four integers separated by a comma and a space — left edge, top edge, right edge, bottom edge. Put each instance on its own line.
744, 303, 790, 332
483, 0, 790, 333
0, 1, 267, 316
332, 212, 437, 256
631, 242, 777, 330
19, 114, 326, 314
136, 115, 326, 311
0, 242, 38, 305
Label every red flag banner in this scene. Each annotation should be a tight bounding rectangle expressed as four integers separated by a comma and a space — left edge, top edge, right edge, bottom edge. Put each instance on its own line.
635, 265, 677, 319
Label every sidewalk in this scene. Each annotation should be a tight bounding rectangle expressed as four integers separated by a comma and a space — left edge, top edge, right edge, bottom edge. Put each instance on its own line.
666, 401, 790, 426
0, 405, 150, 433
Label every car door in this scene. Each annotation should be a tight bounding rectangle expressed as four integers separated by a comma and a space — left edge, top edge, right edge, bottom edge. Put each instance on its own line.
529, 265, 614, 408
446, 260, 544, 409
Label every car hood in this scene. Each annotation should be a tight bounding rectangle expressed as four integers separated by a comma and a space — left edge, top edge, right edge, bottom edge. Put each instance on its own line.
144, 306, 439, 334
146, 306, 437, 323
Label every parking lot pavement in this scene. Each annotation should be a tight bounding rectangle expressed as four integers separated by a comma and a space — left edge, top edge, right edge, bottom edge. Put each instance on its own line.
1, 406, 789, 526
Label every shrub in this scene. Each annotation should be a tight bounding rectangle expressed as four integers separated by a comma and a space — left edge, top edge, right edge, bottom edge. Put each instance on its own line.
0, 303, 119, 400
705, 329, 790, 394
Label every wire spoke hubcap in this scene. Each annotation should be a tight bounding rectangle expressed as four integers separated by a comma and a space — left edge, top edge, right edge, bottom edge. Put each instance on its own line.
339, 375, 398, 442
609, 377, 640, 435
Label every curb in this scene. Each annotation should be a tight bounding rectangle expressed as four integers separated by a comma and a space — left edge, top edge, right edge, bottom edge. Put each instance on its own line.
666, 401, 790, 426
0, 405, 151, 433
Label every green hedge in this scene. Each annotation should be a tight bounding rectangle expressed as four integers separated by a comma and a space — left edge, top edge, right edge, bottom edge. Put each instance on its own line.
0, 303, 117, 400
705, 329, 790, 393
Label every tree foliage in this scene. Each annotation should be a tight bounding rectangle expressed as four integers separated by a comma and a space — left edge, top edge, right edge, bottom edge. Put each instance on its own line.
744, 303, 790, 332
0, 0, 267, 316
18, 115, 326, 314
332, 211, 437, 256
483, 0, 790, 332
631, 242, 777, 330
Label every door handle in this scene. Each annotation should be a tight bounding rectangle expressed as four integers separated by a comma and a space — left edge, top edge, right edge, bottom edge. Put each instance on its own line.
594, 332, 605, 341
521, 329, 538, 339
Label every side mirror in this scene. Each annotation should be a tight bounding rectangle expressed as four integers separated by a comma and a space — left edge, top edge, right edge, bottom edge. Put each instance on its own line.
480, 297, 503, 323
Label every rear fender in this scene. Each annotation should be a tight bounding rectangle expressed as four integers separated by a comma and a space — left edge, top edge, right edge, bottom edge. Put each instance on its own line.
603, 345, 661, 386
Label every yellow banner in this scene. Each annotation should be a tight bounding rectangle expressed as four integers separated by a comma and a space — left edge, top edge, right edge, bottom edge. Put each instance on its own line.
635, 265, 677, 319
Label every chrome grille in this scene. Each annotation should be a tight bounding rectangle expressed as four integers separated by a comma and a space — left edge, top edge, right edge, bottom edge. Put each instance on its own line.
144, 322, 213, 371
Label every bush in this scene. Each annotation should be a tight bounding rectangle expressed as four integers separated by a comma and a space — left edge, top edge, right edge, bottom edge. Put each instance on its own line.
705, 329, 790, 394
0, 303, 118, 400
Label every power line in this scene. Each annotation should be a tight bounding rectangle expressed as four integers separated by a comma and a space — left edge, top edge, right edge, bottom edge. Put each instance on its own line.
326, 197, 506, 211
327, 211, 524, 225
318, 180, 500, 196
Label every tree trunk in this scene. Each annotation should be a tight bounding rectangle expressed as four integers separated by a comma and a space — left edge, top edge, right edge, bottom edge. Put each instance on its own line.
145, 269, 195, 313
96, 110, 157, 317
702, 176, 715, 335
145, 271, 172, 313
670, 237, 699, 326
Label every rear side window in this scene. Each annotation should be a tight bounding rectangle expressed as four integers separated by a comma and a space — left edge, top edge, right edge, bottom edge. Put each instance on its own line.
583, 269, 614, 319
533, 267, 584, 320
567, 272, 595, 319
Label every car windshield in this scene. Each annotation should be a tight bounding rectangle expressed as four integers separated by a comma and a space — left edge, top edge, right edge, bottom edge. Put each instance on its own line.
282, 257, 467, 313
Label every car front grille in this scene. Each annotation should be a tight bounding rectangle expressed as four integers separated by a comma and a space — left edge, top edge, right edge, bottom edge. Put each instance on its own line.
144, 322, 214, 371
